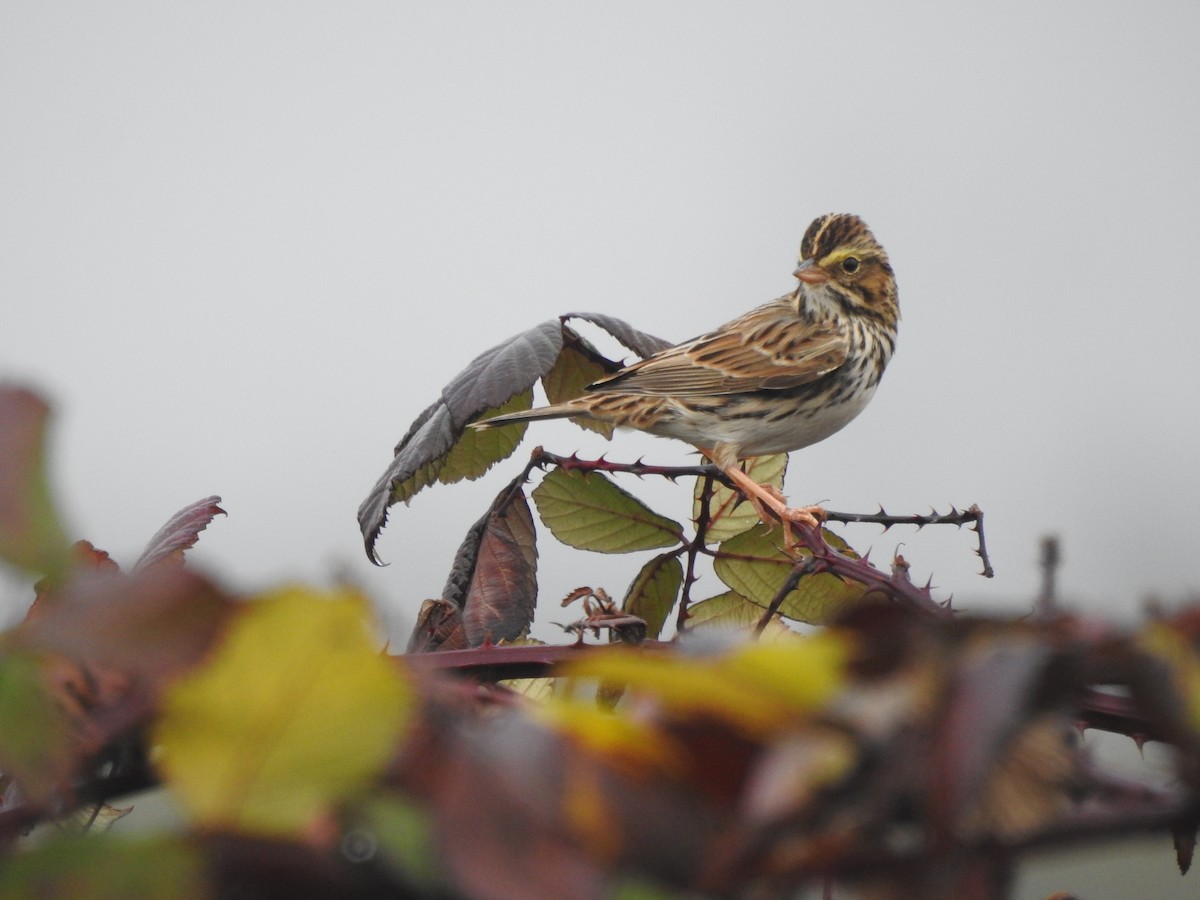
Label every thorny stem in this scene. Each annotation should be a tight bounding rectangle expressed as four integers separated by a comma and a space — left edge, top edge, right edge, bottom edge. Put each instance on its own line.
523, 449, 979, 620
824, 503, 995, 578
530, 448, 717, 482
529, 450, 995, 578
778, 524, 949, 619
678, 473, 717, 634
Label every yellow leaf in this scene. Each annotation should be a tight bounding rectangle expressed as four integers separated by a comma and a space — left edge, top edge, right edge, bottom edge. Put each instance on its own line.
563, 633, 849, 738
719, 638, 848, 712
562, 754, 623, 861
530, 696, 678, 774
154, 586, 411, 836
1140, 623, 1200, 731
542, 343, 615, 438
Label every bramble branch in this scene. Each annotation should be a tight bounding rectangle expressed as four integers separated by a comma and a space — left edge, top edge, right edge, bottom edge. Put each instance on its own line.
825, 503, 994, 578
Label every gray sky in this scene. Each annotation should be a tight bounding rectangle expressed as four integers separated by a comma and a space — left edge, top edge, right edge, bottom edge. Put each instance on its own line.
3, 2, 1199, 641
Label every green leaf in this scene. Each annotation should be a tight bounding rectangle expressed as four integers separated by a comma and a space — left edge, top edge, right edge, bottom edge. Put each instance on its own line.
390, 457, 445, 506
622, 553, 683, 639
438, 390, 533, 485
542, 342, 615, 437
693, 454, 787, 542
154, 586, 412, 836
356, 796, 442, 892
686, 591, 766, 629
613, 880, 679, 900
713, 525, 868, 624
383, 390, 532, 507
684, 591, 794, 639
0, 387, 70, 577
0, 652, 75, 805
532, 469, 681, 553
0, 834, 205, 900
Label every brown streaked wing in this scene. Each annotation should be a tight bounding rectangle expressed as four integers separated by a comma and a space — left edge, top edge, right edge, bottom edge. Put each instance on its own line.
586, 297, 849, 397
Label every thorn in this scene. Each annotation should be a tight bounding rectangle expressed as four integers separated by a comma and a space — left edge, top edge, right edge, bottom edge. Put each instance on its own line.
1132, 734, 1147, 757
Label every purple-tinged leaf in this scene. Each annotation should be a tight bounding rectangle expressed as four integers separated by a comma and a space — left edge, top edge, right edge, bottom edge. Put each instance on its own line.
132, 496, 226, 572
561, 312, 674, 360
441, 322, 564, 427
359, 314, 670, 564
358, 321, 562, 563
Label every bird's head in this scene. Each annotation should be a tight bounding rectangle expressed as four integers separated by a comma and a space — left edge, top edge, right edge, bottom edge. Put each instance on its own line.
794, 213, 898, 327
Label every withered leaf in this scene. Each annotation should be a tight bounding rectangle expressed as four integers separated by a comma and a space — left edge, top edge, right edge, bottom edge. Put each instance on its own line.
462, 490, 538, 647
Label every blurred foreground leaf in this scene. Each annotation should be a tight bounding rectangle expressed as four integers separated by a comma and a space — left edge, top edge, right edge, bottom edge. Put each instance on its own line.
0, 386, 70, 577
17, 568, 236, 689
0, 652, 74, 805
564, 634, 850, 738
354, 796, 442, 893
0, 834, 204, 900
155, 586, 412, 836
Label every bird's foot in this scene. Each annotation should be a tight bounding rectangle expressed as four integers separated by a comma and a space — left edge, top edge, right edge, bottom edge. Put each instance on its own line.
721, 465, 824, 548
759, 501, 826, 549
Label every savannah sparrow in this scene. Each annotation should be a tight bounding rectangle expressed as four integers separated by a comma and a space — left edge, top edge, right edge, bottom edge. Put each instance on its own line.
474, 213, 899, 535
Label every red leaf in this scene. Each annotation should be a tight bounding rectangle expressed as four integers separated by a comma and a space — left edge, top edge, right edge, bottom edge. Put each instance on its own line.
462, 491, 538, 646
15, 567, 236, 692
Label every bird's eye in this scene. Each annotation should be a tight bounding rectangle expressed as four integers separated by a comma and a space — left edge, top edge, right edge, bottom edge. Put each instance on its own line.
841, 257, 861, 273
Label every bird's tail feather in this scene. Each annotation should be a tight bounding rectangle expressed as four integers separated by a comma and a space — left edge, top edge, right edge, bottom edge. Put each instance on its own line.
470, 402, 583, 430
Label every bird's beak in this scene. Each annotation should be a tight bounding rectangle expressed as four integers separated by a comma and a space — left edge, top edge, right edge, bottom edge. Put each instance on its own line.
794, 259, 828, 284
